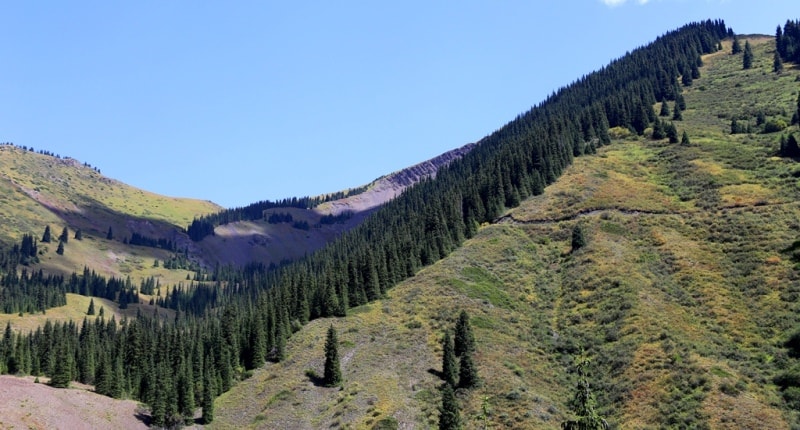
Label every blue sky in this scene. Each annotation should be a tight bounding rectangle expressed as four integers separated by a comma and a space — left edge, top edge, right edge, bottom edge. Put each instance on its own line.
1, 1, 795, 208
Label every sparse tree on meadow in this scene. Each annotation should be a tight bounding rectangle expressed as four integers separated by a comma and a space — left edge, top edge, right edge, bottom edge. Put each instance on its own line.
59, 227, 69, 244
56, 241, 64, 255
442, 331, 457, 387
87, 298, 95, 315
572, 224, 587, 251
681, 131, 691, 146
562, 357, 608, 430
732, 34, 742, 54
659, 101, 670, 117
74, 229, 82, 240
774, 50, 784, 73
41, 225, 51, 243
323, 324, 342, 387
439, 384, 461, 430
106, 226, 113, 240
743, 40, 753, 69
454, 310, 475, 357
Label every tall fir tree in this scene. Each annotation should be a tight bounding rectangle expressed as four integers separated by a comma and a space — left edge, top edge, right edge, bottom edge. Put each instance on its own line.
743, 40, 753, 69
454, 310, 475, 357
458, 349, 479, 389
59, 227, 69, 244
41, 225, 51, 243
438, 384, 461, 430
562, 357, 608, 430
323, 324, 342, 387
774, 50, 784, 73
441, 331, 457, 387
732, 34, 742, 54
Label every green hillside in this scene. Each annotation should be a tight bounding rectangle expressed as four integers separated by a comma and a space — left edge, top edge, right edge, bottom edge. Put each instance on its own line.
212, 36, 800, 429
0, 144, 221, 280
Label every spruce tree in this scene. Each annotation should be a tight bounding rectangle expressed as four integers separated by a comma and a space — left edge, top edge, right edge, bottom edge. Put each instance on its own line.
74, 229, 82, 240
202, 362, 216, 424
572, 224, 586, 251
562, 357, 608, 430
106, 226, 113, 240
438, 384, 461, 430
458, 349, 479, 389
659, 101, 670, 117
774, 50, 784, 73
59, 227, 69, 244
87, 298, 96, 315
743, 40, 753, 69
42, 225, 51, 243
732, 34, 742, 54
442, 331, 457, 387
323, 324, 342, 387
454, 310, 475, 357
681, 131, 691, 146
56, 241, 64, 255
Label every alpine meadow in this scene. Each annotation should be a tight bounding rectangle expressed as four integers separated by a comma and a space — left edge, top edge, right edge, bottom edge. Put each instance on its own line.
2, 18, 800, 429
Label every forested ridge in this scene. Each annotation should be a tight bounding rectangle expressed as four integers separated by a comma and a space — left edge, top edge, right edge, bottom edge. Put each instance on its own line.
0, 20, 730, 426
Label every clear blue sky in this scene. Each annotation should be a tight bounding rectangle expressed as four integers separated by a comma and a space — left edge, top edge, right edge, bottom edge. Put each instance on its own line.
1, 1, 795, 208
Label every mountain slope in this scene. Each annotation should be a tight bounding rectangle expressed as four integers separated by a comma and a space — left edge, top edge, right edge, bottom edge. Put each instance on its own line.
212, 35, 800, 429
192, 143, 475, 267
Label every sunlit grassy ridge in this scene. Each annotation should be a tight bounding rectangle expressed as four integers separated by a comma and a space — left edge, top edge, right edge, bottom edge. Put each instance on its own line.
214, 36, 800, 428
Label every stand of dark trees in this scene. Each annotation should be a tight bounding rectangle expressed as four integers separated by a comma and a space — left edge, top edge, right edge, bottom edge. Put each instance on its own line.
0, 20, 729, 425
187, 185, 369, 241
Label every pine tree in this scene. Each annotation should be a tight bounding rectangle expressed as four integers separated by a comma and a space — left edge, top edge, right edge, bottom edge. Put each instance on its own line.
743, 40, 753, 69
41, 226, 51, 243
56, 241, 64, 255
106, 226, 113, 240
562, 357, 608, 430
571, 224, 586, 251
74, 229, 82, 240
202, 361, 216, 424
50, 341, 72, 388
59, 227, 69, 244
774, 50, 784, 73
442, 331, 457, 387
672, 103, 683, 121
438, 384, 461, 430
454, 310, 475, 357
666, 122, 679, 143
323, 324, 342, 387
732, 34, 742, 54
681, 131, 691, 146
458, 350, 479, 389
659, 101, 670, 117
87, 298, 95, 315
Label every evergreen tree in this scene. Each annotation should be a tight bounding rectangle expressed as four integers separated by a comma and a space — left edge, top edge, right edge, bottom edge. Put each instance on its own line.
56, 241, 64, 255
42, 226, 51, 243
672, 103, 683, 121
106, 226, 113, 240
666, 122, 679, 143
202, 362, 215, 424
458, 349, 479, 389
49, 342, 72, 388
743, 40, 753, 69
732, 34, 742, 54
454, 310, 475, 357
438, 384, 461, 430
562, 357, 608, 430
774, 50, 784, 73
59, 227, 69, 244
659, 101, 670, 117
323, 324, 342, 387
572, 224, 587, 251
87, 298, 96, 316
681, 131, 691, 146
74, 229, 82, 240
441, 331, 457, 387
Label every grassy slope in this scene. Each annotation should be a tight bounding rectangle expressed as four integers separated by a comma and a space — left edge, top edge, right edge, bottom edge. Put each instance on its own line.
213, 37, 800, 429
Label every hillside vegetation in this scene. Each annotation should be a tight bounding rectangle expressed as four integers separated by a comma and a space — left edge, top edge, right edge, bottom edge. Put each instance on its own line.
213, 35, 800, 429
